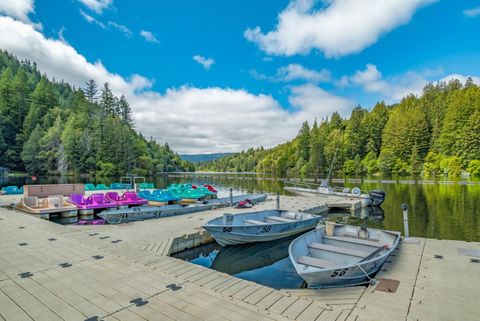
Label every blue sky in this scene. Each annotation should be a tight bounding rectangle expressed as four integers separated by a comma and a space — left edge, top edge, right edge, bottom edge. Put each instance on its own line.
1, 0, 480, 153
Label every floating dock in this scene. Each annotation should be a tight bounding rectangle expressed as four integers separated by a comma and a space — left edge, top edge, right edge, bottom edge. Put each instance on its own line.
0, 194, 478, 321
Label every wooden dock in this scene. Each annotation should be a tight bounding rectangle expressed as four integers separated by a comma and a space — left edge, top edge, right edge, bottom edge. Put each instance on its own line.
0, 194, 479, 321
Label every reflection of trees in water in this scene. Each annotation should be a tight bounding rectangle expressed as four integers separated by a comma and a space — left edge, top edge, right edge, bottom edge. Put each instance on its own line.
421, 184, 480, 241
2, 174, 478, 241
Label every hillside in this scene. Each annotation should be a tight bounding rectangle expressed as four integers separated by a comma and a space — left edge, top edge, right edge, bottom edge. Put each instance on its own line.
0, 50, 194, 175
180, 153, 233, 163
199, 79, 480, 178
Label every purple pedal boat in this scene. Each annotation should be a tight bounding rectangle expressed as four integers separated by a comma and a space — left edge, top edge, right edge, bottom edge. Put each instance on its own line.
69, 193, 117, 210
105, 191, 148, 206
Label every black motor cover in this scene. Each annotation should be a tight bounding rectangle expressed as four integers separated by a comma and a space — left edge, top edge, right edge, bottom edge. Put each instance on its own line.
369, 190, 386, 206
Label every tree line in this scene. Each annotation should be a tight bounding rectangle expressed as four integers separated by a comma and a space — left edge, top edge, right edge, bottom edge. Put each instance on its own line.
199, 79, 480, 178
0, 50, 194, 176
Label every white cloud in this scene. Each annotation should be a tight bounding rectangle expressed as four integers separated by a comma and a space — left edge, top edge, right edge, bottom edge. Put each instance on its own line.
0, 0, 33, 23
0, 16, 355, 153
131, 88, 289, 153
276, 64, 331, 82
58, 26, 68, 44
132, 84, 353, 153
463, 6, 480, 18
108, 21, 132, 37
250, 63, 331, 84
249, 69, 269, 81
80, 11, 132, 37
288, 84, 353, 120
338, 64, 390, 92
245, 0, 436, 57
440, 74, 480, 85
140, 30, 159, 43
193, 55, 215, 70
339, 64, 480, 101
0, 0, 41, 29
80, 9, 106, 29
78, 0, 112, 14
0, 16, 149, 96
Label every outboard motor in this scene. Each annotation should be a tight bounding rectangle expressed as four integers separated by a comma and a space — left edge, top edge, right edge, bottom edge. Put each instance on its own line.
369, 190, 386, 206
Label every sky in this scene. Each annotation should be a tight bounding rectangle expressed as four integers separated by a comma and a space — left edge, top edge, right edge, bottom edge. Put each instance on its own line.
0, 0, 479, 154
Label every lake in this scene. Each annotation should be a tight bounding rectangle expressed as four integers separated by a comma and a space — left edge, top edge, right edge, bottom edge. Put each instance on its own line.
2, 174, 479, 241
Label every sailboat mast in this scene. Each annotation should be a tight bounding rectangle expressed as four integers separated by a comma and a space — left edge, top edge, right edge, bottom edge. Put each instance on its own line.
326, 150, 338, 185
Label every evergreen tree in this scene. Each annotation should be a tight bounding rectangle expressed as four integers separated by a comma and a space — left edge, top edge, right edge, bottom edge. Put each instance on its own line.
22, 77, 57, 141
362, 102, 389, 156
201, 79, 480, 178
39, 116, 64, 173
84, 79, 98, 104
118, 94, 133, 126
308, 119, 324, 181
0, 68, 15, 167
343, 106, 367, 159
100, 82, 115, 115
298, 121, 311, 162
21, 125, 46, 174
459, 110, 480, 160
0, 51, 193, 174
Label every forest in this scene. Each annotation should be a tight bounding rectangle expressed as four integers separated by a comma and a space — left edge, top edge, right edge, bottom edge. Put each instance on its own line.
0, 50, 194, 176
199, 79, 480, 178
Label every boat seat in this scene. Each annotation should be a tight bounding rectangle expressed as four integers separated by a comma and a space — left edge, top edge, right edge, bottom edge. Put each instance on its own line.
48, 195, 64, 208
244, 219, 268, 225
23, 197, 39, 208
308, 243, 373, 258
297, 255, 337, 269
342, 233, 380, 242
266, 216, 296, 223
324, 236, 385, 248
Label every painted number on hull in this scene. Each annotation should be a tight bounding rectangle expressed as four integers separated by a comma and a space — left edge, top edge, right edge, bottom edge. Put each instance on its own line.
330, 268, 348, 277
222, 227, 232, 232
261, 225, 271, 233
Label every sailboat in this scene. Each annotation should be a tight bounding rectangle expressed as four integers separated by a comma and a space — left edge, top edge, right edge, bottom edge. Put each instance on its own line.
284, 153, 386, 206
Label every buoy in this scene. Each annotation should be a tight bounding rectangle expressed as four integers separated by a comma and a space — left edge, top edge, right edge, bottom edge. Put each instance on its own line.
352, 187, 361, 196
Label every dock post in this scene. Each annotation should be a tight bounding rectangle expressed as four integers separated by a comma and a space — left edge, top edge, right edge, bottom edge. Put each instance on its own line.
276, 192, 280, 210
401, 203, 409, 238
229, 188, 233, 207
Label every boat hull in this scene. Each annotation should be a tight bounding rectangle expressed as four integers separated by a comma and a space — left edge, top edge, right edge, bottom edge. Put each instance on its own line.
204, 223, 317, 246
203, 210, 321, 246
284, 186, 383, 206
289, 225, 400, 288
205, 194, 268, 206
97, 203, 218, 224
297, 255, 388, 288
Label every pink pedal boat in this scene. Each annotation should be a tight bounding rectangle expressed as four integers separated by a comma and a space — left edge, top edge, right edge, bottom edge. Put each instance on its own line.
69, 193, 117, 210
105, 191, 148, 206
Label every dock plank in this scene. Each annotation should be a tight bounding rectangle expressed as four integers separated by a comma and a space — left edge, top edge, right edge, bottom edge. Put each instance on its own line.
1, 196, 480, 321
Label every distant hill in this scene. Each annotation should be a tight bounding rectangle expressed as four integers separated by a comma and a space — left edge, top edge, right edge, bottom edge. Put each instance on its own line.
180, 153, 233, 163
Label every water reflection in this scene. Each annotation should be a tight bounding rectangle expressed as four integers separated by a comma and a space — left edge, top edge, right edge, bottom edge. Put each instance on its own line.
1, 174, 479, 241
172, 235, 305, 289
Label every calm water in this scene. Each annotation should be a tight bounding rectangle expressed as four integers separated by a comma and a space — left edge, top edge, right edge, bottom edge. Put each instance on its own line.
2, 174, 479, 241
172, 235, 306, 289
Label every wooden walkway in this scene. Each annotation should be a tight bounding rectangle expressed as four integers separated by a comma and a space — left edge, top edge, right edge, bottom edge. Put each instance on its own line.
1, 194, 479, 321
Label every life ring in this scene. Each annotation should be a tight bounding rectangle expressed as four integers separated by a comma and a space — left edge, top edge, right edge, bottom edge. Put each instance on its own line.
352, 187, 361, 196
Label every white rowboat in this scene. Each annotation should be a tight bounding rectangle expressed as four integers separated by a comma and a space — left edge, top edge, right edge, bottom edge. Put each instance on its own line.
289, 223, 400, 288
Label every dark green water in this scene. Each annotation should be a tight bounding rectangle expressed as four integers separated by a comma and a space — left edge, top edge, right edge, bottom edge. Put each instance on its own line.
2, 175, 479, 241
